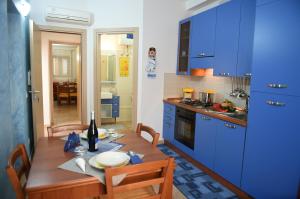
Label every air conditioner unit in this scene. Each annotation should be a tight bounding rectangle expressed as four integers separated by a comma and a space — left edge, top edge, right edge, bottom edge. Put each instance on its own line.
45, 6, 93, 26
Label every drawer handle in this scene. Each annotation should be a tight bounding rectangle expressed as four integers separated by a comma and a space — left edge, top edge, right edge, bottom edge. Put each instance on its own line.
244, 73, 252, 77
267, 84, 288, 89
219, 73, 230, 76
224, 123, 236, 129
266, 100, 285, 107
199, 53, 205, 56
201, 116, 211, 121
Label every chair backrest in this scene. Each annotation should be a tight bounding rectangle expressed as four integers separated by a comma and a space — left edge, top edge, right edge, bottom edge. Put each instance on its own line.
136, 123, 160, 146
58, 83, 69, 94
47, 124, 89, 137
105, 157, 174, 199
6, 144, 31, 199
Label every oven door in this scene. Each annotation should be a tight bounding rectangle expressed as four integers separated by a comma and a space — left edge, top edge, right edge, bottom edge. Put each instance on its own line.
175, 108, 195, 150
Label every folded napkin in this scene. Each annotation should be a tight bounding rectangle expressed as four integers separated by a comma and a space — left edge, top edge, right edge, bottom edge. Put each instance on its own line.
128, 151, 143, 164
64, 132, 80, 152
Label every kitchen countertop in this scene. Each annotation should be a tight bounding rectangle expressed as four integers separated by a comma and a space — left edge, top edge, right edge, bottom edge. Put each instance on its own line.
164, 98, 247, 127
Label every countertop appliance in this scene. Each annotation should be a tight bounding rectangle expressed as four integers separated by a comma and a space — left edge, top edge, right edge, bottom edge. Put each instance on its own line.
182, 88, 194, 100
199, 89, 216, 106
175, 107, 196, 150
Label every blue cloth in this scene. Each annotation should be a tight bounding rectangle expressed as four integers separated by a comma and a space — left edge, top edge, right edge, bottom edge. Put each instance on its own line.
64, 132, 80, 152
129, 154, 143, 164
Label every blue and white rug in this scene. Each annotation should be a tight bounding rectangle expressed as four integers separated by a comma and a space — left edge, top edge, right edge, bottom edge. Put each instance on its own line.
158, 144, 239, 199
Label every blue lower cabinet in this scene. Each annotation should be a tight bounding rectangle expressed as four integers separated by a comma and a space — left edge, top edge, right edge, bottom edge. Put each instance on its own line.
214, 121, 246, 187
194, 114, 218, 170
173, 139, 195, 159
241, 92, 300, 199
163, 103, 175, 143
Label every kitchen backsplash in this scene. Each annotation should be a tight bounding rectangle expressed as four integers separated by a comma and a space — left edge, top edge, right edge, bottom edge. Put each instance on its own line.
164, 73, 250, 109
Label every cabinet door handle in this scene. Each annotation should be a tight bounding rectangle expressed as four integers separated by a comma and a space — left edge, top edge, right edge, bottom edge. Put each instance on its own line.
244, 73, 252, 77
201, 116, 211, 120
266, 100, 286, 107
199, 53, 205, 56
267, 84, 288, 89
224, 123, 236, 129
219, 73, 230, 76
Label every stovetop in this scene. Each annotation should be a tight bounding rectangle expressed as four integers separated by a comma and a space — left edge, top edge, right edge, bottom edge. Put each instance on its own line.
179, 99, 213, 108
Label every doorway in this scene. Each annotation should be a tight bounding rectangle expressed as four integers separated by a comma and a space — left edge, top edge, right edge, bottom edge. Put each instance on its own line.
95, 29, 139, 130
50, 42, 81, 125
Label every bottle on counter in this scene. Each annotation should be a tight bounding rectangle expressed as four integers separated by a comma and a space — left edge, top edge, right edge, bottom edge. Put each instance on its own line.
87, 111, 98, 152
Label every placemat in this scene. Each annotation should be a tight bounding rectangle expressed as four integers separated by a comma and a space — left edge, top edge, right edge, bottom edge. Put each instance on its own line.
58, 152, 144, 186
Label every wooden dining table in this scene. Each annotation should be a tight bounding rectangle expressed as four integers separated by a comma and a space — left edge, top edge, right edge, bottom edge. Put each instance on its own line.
25, 131, 174, 199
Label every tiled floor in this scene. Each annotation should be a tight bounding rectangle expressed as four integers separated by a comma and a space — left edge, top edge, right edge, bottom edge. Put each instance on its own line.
158, 144, 239, 199
53, 102, 80, 125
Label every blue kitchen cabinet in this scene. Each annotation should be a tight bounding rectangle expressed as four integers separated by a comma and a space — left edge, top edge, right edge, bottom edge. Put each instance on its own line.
251, 0, 300, 97
214, 0, 256, 77
256, 0, 279, 6
194, 113, 218, 170
190, 8, 217, 69
241, 92, 300, 198
177, 18, 191, 75
236, 0, 256, 77
214, 120, 246, 187
163, 103, 176, 143
112, 96, 119, 118
213, 0, 241, 76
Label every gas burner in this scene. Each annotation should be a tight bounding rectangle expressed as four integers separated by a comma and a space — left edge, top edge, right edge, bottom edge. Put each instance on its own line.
180, 99, 212, 108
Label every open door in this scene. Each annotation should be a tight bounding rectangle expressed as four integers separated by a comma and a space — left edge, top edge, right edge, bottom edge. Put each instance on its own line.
29, 20, 44, 147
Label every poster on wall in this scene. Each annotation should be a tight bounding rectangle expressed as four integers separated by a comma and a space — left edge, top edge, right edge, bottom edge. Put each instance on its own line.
146, 47, 157, 78
119, 56, 129, 77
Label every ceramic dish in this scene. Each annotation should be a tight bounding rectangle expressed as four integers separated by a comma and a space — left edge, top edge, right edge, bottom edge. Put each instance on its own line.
80, 128, 108, 140
95, 151, 130, 167
88, 154, 129, 170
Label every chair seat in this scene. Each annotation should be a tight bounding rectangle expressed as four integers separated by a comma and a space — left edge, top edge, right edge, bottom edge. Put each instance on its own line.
102, 186, 156, 199
59, 93, 69, 97
69, 93, 77, 97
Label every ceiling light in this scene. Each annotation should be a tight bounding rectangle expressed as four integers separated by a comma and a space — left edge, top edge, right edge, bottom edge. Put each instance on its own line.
13, 0, 31, 17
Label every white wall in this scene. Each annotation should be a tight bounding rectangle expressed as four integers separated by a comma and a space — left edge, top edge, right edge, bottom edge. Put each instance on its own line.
41, 32, 81, 126
140, 0, 188, 139
30, 0, 189, 140
30, 0, 143, 123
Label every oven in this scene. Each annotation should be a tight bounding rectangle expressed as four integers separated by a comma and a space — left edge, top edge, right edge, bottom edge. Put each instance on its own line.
175, 107, 196, 150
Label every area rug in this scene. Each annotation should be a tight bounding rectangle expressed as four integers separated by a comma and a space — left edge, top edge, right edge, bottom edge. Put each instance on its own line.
158, 144, 239, 199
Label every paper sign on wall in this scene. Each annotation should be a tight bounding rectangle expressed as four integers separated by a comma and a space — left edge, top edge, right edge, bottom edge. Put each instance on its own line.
119, 56, 129, 77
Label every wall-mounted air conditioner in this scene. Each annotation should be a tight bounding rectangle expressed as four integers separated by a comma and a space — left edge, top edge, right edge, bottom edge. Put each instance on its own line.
45, 6, 93, 26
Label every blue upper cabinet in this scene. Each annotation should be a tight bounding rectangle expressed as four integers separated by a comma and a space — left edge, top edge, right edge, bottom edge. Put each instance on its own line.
194, 114, 217, 170
251, 0, 300, 97
163, 103, 176, 143
236, 0, 256, 77
177, 18, 191, 75
214, 0, 241, 76
214, 121, 246, 187
190, 8, 217, 69
241, 92, 300, 198
214, 0, 256, 77
256, 0, 279, 6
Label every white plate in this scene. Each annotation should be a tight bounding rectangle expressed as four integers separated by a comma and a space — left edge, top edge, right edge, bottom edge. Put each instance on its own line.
80, 128, 108, 140
95, 151, 130, 167
88, 153, 129, 169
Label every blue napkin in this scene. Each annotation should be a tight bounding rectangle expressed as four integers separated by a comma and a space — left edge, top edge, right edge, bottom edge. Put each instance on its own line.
64, 132, 80, 152
128, 152, 143, 164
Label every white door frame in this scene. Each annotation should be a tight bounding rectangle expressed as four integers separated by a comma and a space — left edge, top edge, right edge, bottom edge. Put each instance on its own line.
94, 28, 139, 129
37, 25, 88, 127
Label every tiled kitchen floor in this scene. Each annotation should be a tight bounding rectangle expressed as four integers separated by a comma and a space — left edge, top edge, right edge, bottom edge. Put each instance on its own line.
158, 144, 239, 199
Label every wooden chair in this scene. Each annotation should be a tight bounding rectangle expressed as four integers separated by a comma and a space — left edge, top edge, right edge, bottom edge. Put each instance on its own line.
47, 123, 89, 137
6, 144, 31, 199
136, 123, 160, 146
103, 157, 175, 199
69, 82, 77, 104
58, 83, 70, 105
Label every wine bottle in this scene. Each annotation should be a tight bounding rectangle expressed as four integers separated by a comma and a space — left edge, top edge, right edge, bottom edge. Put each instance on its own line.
87, 111, 98, 152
